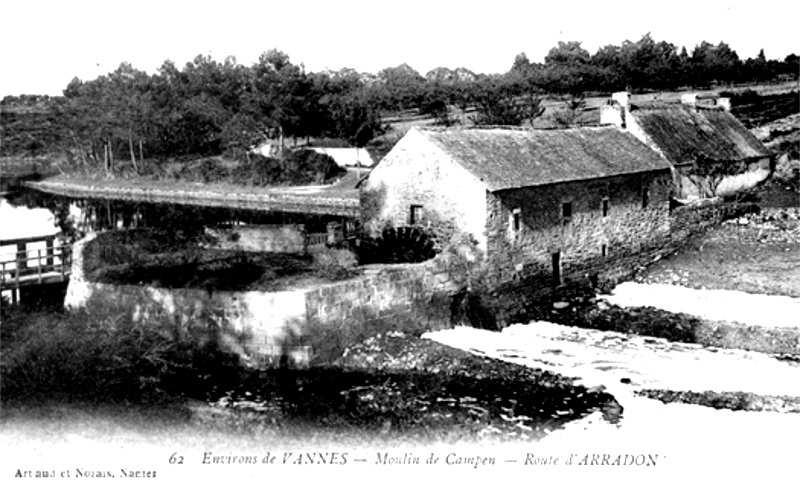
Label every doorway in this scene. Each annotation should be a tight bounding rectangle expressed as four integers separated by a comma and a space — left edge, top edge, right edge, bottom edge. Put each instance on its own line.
551, 251, 562, 285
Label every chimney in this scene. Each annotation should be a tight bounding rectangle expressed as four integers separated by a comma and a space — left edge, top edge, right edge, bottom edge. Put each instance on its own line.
611, 91, 630, 108
716, 97, 732, 112
601, 91, 630, 129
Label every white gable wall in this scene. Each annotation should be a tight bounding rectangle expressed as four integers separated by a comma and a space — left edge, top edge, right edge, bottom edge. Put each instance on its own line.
362, 129, 488, 251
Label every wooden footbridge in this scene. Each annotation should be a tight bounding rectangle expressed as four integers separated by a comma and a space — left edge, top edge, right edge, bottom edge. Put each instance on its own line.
1, 234, 71, 305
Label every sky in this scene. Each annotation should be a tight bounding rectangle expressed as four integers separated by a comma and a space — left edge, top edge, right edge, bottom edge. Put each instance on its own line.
1, 0, 798, 98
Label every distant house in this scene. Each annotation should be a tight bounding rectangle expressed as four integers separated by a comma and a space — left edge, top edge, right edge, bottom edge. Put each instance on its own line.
601, 92, 773, 201
361, 126, 673, 287
307, 147, 375, 168
252, 142, 277, 158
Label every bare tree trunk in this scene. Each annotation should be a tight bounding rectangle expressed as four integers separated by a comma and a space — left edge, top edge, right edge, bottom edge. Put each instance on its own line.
128, 128, 138, 173
104, 141, 109, 174
278, 126, 286, 171
109, 138, 115, 174
139, 139, 144, 171
105, 138, 115, 176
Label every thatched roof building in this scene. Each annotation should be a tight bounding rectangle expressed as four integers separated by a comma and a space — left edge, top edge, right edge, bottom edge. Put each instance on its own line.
600, 92, 774, 199
631, 106, 771, 166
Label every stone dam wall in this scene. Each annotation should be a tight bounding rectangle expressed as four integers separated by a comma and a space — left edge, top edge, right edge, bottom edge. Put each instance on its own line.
65, 234, 459, 365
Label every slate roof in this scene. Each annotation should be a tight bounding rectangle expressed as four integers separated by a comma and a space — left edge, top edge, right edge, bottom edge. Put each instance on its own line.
418, 126, 671, 192
631, 106, 771, 165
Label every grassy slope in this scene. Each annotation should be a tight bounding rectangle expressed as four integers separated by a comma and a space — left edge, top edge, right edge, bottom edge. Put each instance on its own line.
379, 80, 800, 136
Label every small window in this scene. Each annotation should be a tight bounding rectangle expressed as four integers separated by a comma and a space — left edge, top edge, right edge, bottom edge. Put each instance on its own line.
561, 202, 573, 224
602, 198, 610, 217
409, 205, 424, 225
511, 207, 521, 233
641, 182, 650, 209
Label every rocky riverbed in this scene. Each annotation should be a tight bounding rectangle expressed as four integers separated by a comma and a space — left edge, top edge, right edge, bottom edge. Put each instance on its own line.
191, 331, 621, 446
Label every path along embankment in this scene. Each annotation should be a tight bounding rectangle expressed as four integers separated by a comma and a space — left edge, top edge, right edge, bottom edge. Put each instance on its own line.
27, 178, 360, 217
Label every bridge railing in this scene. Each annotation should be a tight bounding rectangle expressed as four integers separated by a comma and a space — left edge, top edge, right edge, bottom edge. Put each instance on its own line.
0, 235, 72, 290
306, 232, 330, 248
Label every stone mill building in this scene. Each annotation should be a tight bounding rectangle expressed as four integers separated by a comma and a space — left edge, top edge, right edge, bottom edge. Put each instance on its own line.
361, 126, 675, 291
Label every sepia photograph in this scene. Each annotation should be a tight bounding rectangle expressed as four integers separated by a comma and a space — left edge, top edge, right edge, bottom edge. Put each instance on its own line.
1, 0, 798, 485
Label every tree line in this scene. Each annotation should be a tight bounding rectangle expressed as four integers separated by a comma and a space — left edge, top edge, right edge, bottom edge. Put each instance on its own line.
47, 50, 386, 172
402, 34, 798, 125
1, 34, 797, 166
510, 35, 798, 95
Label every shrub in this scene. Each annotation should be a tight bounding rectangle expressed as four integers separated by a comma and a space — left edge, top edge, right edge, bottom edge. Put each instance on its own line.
229, 154, 283, 186
303, 138, 351, 148
366, 133, 404, 163
281, 149, 346, 185
719, 89, 761, 106
229, 150, 346, 186
82, 228, 203, 275
0, 297, 244, 402
311, 248, 359, 281
774, 156, 800, 191
169, 157, 230, 183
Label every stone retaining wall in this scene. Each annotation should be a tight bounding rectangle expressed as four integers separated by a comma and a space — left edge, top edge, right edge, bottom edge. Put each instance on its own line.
65, 234, 458, 365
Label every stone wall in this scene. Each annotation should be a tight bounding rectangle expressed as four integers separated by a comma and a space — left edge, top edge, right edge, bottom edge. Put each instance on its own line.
485, 171, 673, 286
670, 198, 758, 243
477, 171, 673, 325
301, 262, 458, 361
480, 181, 758, 325
65, 234, 459, 365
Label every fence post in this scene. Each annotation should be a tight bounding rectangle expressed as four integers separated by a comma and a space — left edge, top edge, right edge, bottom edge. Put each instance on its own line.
61, 245, 67, 281
37, 249, 42, 283
46, 238, 54, 268
16, 242, 27, 274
